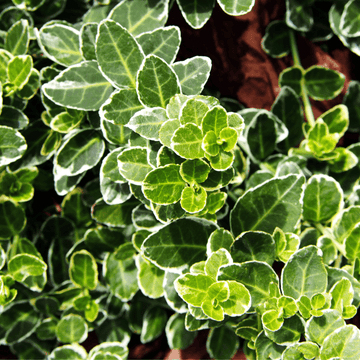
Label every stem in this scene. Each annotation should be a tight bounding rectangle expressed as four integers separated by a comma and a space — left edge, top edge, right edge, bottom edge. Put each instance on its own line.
288, 30, 316, 128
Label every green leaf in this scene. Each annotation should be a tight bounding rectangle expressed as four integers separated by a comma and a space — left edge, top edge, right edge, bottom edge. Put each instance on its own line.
262, 309, 283, 331
0, 126, 27, 166
247, 110, 277, 160
79, 23, 97, 61
91, 198, 137, 228
10, 0, 46, 11
202, 281, 229, 320
303, 175, 343, 223
176, 0, 215, 29
202, 105, 227, 136
117, 147, 153, 184
5, 19, 29, 56
180, 159, 210, 184
137, 55, 180, 108
205, 191, 227, 214
320, 325, 360, 360
217, 0, 255, 15
328, 147, 358, 173
166, 93, 189, 118
100, 88, 144, 127
142, 164, 185, 204
126, 107, 168, 141
261, 20, 291, 58
7, 54, 32, 91
230, 174, 305, 237
55, 130, 105, 176
8, 253, 47, 282
202, 131, 220, 156
49, 344, 87, 360
171, 123, 204, 159
232, 231, 276, 266
136, 255, 165, 299
104, 251, 138, 301
307, 121, 337, 157
282, 245, 327, 300
218, 261, 279, 311
330, 278, 355, 318
279, 66, 303, 96
343, 81, 360, 132
142, 217, 217, 272
205, 249, 232, 279
49, 110, 84, 134
345, 224, 360, 261
286, 0, 313, 31
88, 343, 128, 360
136, 26, 181, 64
37, 24, 82, 66
96, 20, 144, 88
332, 205, 360, 244
219, 127, 238, 152
163, 272, 188, 313
175, 273, 215, 306
159, 119, 180, 147
271, 86, 304, 152
17, 67, 40, 100
304, 66, 346, 101
255, 331, 285, 359
109, 0, 169, 36
56, 314, 88, 344
0, 196, 26, 239
166, 313, 197, 350
42, 61, 113, 111
69, 250, 98, 290
339, 0, 360, 37
140, 306, 167, 344
172, 56, 212, 95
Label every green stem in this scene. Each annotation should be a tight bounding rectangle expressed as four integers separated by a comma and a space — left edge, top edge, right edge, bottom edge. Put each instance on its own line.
288, 29, 316, 128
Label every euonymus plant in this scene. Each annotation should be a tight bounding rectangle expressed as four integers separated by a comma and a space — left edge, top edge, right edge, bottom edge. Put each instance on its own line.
1, 0, 360, 359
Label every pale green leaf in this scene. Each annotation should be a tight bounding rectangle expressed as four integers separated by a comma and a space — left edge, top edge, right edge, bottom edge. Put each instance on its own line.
117, 147, 153, 184
79, 22, 97, 61
69, 250, 98, 290
55, 129, 105, 176
5, 19, 29, 56
137, 54, 180, 108
207, 228, 234, 256
56, 314, 88, 344
180, 98, 209, 126
230, 174, 305, 237
96, 19, 144, 88
42, 60, 113, 111
176, 0, 215, 29
180, 186, 207, 213
7, 54, 32, 90
8, 253, 47, 282
282, 245, 327, 300
217, 0, 255, 15
332, 205, 360, 244
136, 26, 181, 64
126, 107, 168, 140
37, 24, 82, 66
109, 0, 169, 36
99, 88, 144, 125
142, 217, 217, 272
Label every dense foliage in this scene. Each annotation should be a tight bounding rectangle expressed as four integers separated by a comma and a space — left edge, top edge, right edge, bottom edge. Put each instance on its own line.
1, 0, 360, 359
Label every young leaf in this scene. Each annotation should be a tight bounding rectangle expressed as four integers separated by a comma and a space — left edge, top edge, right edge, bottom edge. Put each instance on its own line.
8, 253, 47, 282
172, 56, 212, 95
180, 186, 207, 213
37, 24, 82, 66
171, 123, 204, 159
221, 281, 251, 316
142, 217, 217, 272
137, 55, 180, 108
230, 174, 305, 237
109, 0, 169, 36
281, 245, 328, 300
202, 105, 228, 136
136, 26, 181, 64
180, 98, 209, 126
176, 0, 215, 29
42, 61, 113, 111
7, 54, 32, 91
96, 20, 144, 88
207, 228, 234, 256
